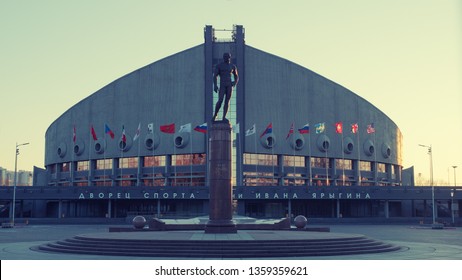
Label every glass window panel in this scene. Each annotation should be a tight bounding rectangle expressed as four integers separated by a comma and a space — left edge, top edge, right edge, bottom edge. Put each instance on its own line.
283, 156, 305, 167
96, 159, 112, 170
119, 157, 138, 168
77, 161, 89, 171
144, 156, 166, 167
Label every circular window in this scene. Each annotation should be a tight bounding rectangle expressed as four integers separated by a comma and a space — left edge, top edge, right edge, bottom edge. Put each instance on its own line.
73, 141, 85, 156
344, 137, 354, 154
94, 140, 105, 154
57, 143, 67, 158
175, 136, 184, 147
144, 133, 160, 150
382, 143, 391, 158
145, 138, 154, 149
316, 135, 330, 152
363, 140, 375, 156
173, 133, 189, 149
289, 134, 305, 150
119, 141, 127, 151
73, 145, 80, 155
295, 139, 304, 149
260, 133, 276, 149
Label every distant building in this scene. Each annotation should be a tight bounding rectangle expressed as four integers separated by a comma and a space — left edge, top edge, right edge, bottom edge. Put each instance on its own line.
0, 168, 32, 186
17, 170, 33, 186
0, 167, 7, 186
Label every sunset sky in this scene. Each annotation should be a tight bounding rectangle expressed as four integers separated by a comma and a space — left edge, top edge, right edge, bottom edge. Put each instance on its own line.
1, 0, 461, 185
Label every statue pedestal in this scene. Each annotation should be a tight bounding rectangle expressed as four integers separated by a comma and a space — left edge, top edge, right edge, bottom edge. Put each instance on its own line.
205, 121, 237, 234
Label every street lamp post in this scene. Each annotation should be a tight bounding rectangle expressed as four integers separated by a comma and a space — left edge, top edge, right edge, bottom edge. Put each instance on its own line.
450, 190, 454, 225
419, 144, 435, 226
452, 166, 457, 186
11, 142, 29, 226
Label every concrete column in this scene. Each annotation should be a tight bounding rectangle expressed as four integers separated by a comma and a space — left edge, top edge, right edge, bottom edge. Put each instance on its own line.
113, 200, 117, 218
204, 25, 214, 124
235, 25, 245, 188
423, 199, 428, 221
332, 158, 337, 186
306, 156, 312, 186
111, 158, 116, 187
278, 155, 284, 186
354, 159, 361, 186
384, 200, 389, 218
396, 165, 402, 184
88, 159, 93, 186
435, 200, 438, 219
20, 200, 23, 218
9, 202, 14, 220
107, 199, 112, 218
70, 161, 74, 186
136, 156, 142, 186
157, 199, 161, 218
55, 163, 60, 186
288, 199, 292, 221
386, 164, 393, 185
336, 199, 341, 218
411, 199, 415, 217
373, 161, 378, 185
58, 200, 63, 219
205, 121, 237, 233
165, 155, 172, 186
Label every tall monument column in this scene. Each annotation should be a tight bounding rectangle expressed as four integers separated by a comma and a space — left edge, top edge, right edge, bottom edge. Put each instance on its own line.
205, 121, 237, 233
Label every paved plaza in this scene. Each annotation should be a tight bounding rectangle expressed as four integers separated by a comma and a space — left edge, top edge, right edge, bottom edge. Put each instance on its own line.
1, 223, 461, 260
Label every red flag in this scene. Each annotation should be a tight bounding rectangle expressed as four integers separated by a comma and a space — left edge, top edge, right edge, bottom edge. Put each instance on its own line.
351, 123, 358, 134
160, 123, 175, 134
286, 123, 294, 139
367, 123, 376, 134
90, 126, 98, 141
335, 122, 343, 134
121, 125, 126, 143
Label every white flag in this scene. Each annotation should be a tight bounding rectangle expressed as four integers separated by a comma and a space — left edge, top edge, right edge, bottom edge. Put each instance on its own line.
133, 123, 141, 141
245, 124, 256, 136
179, 123, 192, 133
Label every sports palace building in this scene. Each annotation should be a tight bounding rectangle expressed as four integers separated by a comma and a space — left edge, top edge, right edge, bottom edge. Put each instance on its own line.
1, 25, 460, 223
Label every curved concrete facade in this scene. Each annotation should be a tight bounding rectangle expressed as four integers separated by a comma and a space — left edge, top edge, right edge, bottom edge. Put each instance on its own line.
45, 45, 206, 166
244, 46, 402, 164
43, 25, 403, 188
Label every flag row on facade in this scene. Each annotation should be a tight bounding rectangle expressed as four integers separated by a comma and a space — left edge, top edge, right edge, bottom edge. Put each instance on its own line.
244, 122, 376, 139
73, 122, 376, 143
73, 122, 210, 143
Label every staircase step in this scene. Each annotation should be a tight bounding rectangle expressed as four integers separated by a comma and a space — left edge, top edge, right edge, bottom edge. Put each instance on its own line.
35, 231, 401, 258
